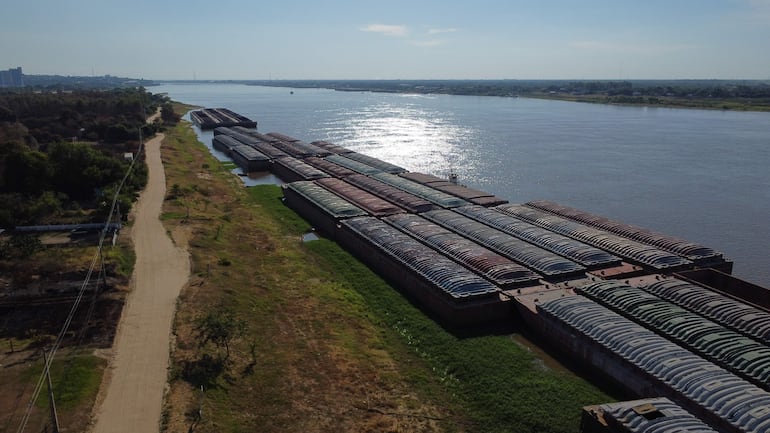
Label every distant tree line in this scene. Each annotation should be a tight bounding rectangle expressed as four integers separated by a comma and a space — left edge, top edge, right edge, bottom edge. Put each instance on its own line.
0, 88, 180, 227
543, 81, 770, 98
0, 87, 171, 144
245, 79, 770, 100
21, 74, 157, 90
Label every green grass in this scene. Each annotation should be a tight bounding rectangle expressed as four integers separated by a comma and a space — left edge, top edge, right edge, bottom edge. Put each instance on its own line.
246, 185, 312, 235
104, 241, 136, 278
0, 337, 35, 352
26, 354, 107, 410
184, 182, 611, 432
304, 239, 613, 433
160, 211, 188, 220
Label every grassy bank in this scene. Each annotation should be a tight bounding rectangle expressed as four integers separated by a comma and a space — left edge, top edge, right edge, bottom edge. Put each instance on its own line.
161, 119, 614, 433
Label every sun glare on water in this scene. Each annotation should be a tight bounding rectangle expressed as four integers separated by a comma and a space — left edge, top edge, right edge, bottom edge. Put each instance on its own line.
317, 101, 480, 180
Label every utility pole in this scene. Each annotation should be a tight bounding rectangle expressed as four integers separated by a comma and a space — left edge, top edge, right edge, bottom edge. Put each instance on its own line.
99, 248, 108, 290
43, 349, 60, 433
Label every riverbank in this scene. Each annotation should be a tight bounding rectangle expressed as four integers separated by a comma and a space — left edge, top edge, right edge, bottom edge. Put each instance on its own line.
526, 92, 770, 112
236, 79, 770, 112
159, 115, 613, 432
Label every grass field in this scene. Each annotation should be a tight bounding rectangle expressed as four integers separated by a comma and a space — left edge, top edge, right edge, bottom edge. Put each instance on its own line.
160, 119, 615, 433
26, 354, 107, 411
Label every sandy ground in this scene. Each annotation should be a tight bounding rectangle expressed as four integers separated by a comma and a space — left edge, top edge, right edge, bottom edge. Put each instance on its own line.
91, 133, 190, 433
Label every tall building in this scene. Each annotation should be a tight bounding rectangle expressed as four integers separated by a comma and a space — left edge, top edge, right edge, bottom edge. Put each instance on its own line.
0, 67, 24, 88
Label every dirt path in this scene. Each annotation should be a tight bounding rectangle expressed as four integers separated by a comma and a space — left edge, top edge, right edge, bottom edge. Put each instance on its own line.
146, 107, 162, 124
91, 133, 190, 433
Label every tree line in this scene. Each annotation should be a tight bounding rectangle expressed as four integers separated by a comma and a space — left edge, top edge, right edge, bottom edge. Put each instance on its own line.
246, 79, 770, 100
0, 87, 180, 228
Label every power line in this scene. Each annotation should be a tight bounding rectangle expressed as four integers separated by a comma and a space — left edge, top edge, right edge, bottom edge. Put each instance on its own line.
15, 110, 148, 433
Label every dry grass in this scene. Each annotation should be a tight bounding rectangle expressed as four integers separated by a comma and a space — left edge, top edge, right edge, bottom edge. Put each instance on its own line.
161, 122, 460, 433
0, 235, 130, 433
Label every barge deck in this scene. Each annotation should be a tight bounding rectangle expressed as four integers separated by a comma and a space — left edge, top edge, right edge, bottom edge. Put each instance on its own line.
190, 107, 257, 129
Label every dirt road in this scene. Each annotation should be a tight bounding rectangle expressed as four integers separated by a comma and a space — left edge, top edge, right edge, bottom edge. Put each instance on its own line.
92, 133, 190, 433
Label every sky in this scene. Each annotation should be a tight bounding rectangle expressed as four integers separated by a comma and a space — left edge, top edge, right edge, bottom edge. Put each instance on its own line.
2, 0, 769, 80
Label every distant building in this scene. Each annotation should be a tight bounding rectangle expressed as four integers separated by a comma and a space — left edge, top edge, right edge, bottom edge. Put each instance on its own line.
0, 67, 24, 88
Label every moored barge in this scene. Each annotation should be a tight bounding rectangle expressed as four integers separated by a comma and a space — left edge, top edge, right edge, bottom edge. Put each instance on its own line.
198, 112, 769, 432
191, 108, 257, 129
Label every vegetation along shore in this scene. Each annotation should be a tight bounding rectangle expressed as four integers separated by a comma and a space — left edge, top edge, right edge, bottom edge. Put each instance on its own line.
0, 87, 178, 432
236, 79, 770, 112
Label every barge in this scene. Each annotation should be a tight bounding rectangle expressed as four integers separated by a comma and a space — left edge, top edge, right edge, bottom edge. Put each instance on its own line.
190, 108, 257, 129
195, 114, 770, 432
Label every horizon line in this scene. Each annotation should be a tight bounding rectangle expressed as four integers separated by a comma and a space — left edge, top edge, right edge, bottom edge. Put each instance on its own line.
149, 77, 770, 82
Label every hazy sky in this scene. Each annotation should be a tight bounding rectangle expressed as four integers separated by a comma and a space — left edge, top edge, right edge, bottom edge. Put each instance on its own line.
2, 0, 769, 80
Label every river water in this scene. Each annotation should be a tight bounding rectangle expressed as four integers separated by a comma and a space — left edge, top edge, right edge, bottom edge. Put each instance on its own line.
152, 83, 770, 286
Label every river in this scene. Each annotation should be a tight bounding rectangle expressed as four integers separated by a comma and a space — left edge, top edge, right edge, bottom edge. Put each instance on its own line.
152, 83, 770, 287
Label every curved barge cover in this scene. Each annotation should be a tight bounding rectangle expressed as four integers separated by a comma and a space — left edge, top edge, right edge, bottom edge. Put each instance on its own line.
495, 204, 692, 271
304, 157, 358, 178
344, 152, 407, 174
421, 209, 585, 278
283, 181, 367, 219
316, 178, 405, 217
325, 154, 382, 175
383, 213, 542, 287
642, 278, 770, 346
345, 174, 435, 214
342, 216, 500, 301
422, 180, 508, 207
372, 172, 469, 208
455, 205, 621, 268
538, 295, 770, 433
310, 140, 354, 154
525, 199, 723, 263
399, 172, 446, 184
577, 280, 770, 388
273, 157, 329, 181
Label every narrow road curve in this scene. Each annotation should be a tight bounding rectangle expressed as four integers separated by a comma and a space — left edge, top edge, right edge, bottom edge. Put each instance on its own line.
92, 133, 190, 433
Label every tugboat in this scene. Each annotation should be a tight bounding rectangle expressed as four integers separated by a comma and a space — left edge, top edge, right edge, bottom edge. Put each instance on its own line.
448, 168, 459, 185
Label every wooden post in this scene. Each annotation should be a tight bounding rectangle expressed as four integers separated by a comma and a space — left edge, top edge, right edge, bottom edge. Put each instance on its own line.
43, 349, 60, 433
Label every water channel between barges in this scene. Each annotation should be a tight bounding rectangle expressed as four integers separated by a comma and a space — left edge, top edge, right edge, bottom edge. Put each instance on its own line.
153, 83, 770, 287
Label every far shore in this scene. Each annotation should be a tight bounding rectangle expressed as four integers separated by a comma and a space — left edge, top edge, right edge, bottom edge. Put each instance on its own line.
214, 79, 770, 113
520, 92, 770, 112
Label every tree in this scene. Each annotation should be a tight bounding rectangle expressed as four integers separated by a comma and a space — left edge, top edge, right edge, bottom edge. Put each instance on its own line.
2, 149, 52, 195
160, 103, 180, 124
6, 234, 42, 259
193, 307, 246, 359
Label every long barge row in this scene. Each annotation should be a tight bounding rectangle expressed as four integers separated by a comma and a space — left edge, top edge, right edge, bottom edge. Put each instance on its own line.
207, 119, 734, 292
196, 110, 770, 433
